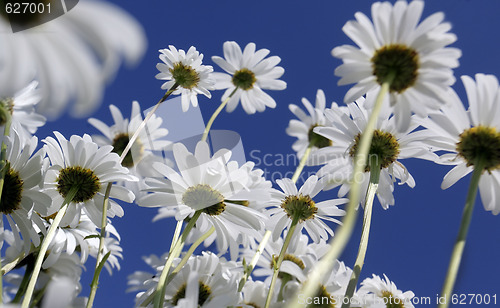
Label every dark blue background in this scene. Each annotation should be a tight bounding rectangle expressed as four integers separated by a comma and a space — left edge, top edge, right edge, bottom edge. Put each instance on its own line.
35, 0, 500, 306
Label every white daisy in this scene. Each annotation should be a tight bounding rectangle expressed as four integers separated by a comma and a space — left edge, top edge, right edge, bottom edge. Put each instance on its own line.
331, 0, 461, 131
357, 274, 415, 308
156, 46, 215, 112
138, 141, 267, 257
266, 175, 346, 248
212, 41, 287, 114
0, 0, 146, 118
286, 89, 345, 159
239, 280, 280, 308
42, 132, 136, 228
312, 95, 435, 209
418, 74, 500, 214
88, 100, 172, 195
0, 130, 50, 253
0, 81, 46, 143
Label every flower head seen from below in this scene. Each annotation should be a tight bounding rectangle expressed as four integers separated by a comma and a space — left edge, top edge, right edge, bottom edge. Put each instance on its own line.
138, 141, 268, 257
156, 45, 215, 112
212, 41, 287, 114
312, 95, 435, 209
332, 0, 461, 131
0, 0, 146, 118
42, 132, 136, 228
287, 89, 344, 159
266, 175, 346, 248
88, 101, 172, 196
419, 74, 500, 214
0, 131, 50, 253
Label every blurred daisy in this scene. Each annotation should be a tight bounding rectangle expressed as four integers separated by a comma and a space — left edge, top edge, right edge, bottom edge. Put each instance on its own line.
286, 89, 343, 159
139, 141, 267, 256
0, 81, 46, 143
239, 280, 280, 308
357, 274, 415, 308
156, 46, 215, 112
266, 175, 346, 246
419, 74, 500, 214
312, 96, 435, 209
42, 132, 136, 228
212, 41, 287, 114
0, 0, 146, 118
332, 0, 461, 131
0, 131, 50, 253
88, 100, 172, 195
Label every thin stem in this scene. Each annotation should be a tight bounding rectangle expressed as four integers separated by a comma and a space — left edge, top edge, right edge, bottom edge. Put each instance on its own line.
86, 183, 113, 308
342, 158, 381, 308
238, 230, 272, 292
288, 79, 392, 308
85, 84, 179, 308
153, 211, 202, 308
171, 226, 215, 276
122, 84, 178, 161
1, 251, 25, 276
291, 142, 314, 184
170, 220, 183, 253
264, 215, 300, 308
12, 258, 35, 303
21, 186, 79, 308
438, 161, 484, 308
200, 87, 238, 142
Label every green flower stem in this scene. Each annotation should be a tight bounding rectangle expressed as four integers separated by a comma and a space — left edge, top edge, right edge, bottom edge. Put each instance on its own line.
171, 226, 215, 276
12, 258, 35, 303
438, 161, 485, 308
170, 220, 184, 253
153, 210, 202, 308
200, 87, 238, 143
291, 141, 314, 184
86, 183, 113, 308
21, 186, 79, 308
122, 84, 178, 160
238, 230, 272, 292
288, 79, 392, 308
85, 84, 179, 308
342, 157, 381, 308
265, 215, 300, 308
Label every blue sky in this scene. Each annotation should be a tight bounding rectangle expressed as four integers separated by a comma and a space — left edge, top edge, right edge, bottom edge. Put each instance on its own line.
35, 0, 500, 306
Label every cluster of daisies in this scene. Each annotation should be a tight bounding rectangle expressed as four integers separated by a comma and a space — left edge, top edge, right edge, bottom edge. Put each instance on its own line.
1, 0, 499, 307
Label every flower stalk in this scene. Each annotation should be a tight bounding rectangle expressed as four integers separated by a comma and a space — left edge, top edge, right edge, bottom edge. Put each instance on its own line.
291, 141, 314, 184
342, 156, 381, 308
289, 77, 393, 308
238, 230, 272, 292
21, 185, 79, 308
438, 160, 485, 308
153, 210, 202, 308
264, 215, 300, 308
201, 87, 238, 142
86, 84, 179, 308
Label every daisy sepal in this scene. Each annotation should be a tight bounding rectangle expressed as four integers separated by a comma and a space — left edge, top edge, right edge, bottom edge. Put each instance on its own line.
439, 159, 485, 308
290, 77, 392, 308
22, 186, 79, 308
